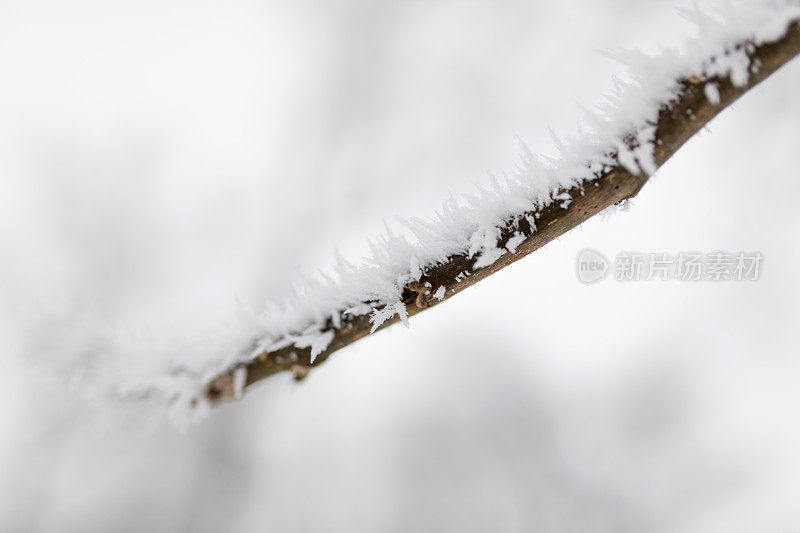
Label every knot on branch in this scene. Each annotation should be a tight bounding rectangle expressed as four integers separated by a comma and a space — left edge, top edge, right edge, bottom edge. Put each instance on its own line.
289, 363, 312, 381
206, 365, 247, 402
207, 373, 237, 402
404, 281, 440, 308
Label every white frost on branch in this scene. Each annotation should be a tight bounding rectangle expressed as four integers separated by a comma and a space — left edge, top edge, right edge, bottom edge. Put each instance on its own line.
705, 82, 722, 105
287, 328, 335, 364
505, 232, 526, 254
131, 0, 800, 419
432, 286, 447, 301
369, 300, 409, 333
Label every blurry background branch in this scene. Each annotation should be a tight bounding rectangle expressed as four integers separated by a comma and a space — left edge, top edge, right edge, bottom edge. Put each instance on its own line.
208, 20, 800, 403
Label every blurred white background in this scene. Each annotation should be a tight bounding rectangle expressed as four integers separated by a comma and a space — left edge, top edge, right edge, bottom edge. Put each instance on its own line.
1, 0, 799, 531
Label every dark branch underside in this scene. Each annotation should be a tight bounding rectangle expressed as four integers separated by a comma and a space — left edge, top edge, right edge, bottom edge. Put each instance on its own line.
207, 21, 800, 403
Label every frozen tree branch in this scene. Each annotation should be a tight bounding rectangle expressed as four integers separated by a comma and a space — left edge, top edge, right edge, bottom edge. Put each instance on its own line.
139, 6, 800, 412
210, 25, 800, 399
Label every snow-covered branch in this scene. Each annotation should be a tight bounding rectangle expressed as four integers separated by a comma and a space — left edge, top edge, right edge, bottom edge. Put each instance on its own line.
128, 2, 800, 420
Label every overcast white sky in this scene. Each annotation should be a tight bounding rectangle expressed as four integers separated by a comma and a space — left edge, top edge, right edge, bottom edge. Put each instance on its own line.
1, 1, 799, 531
